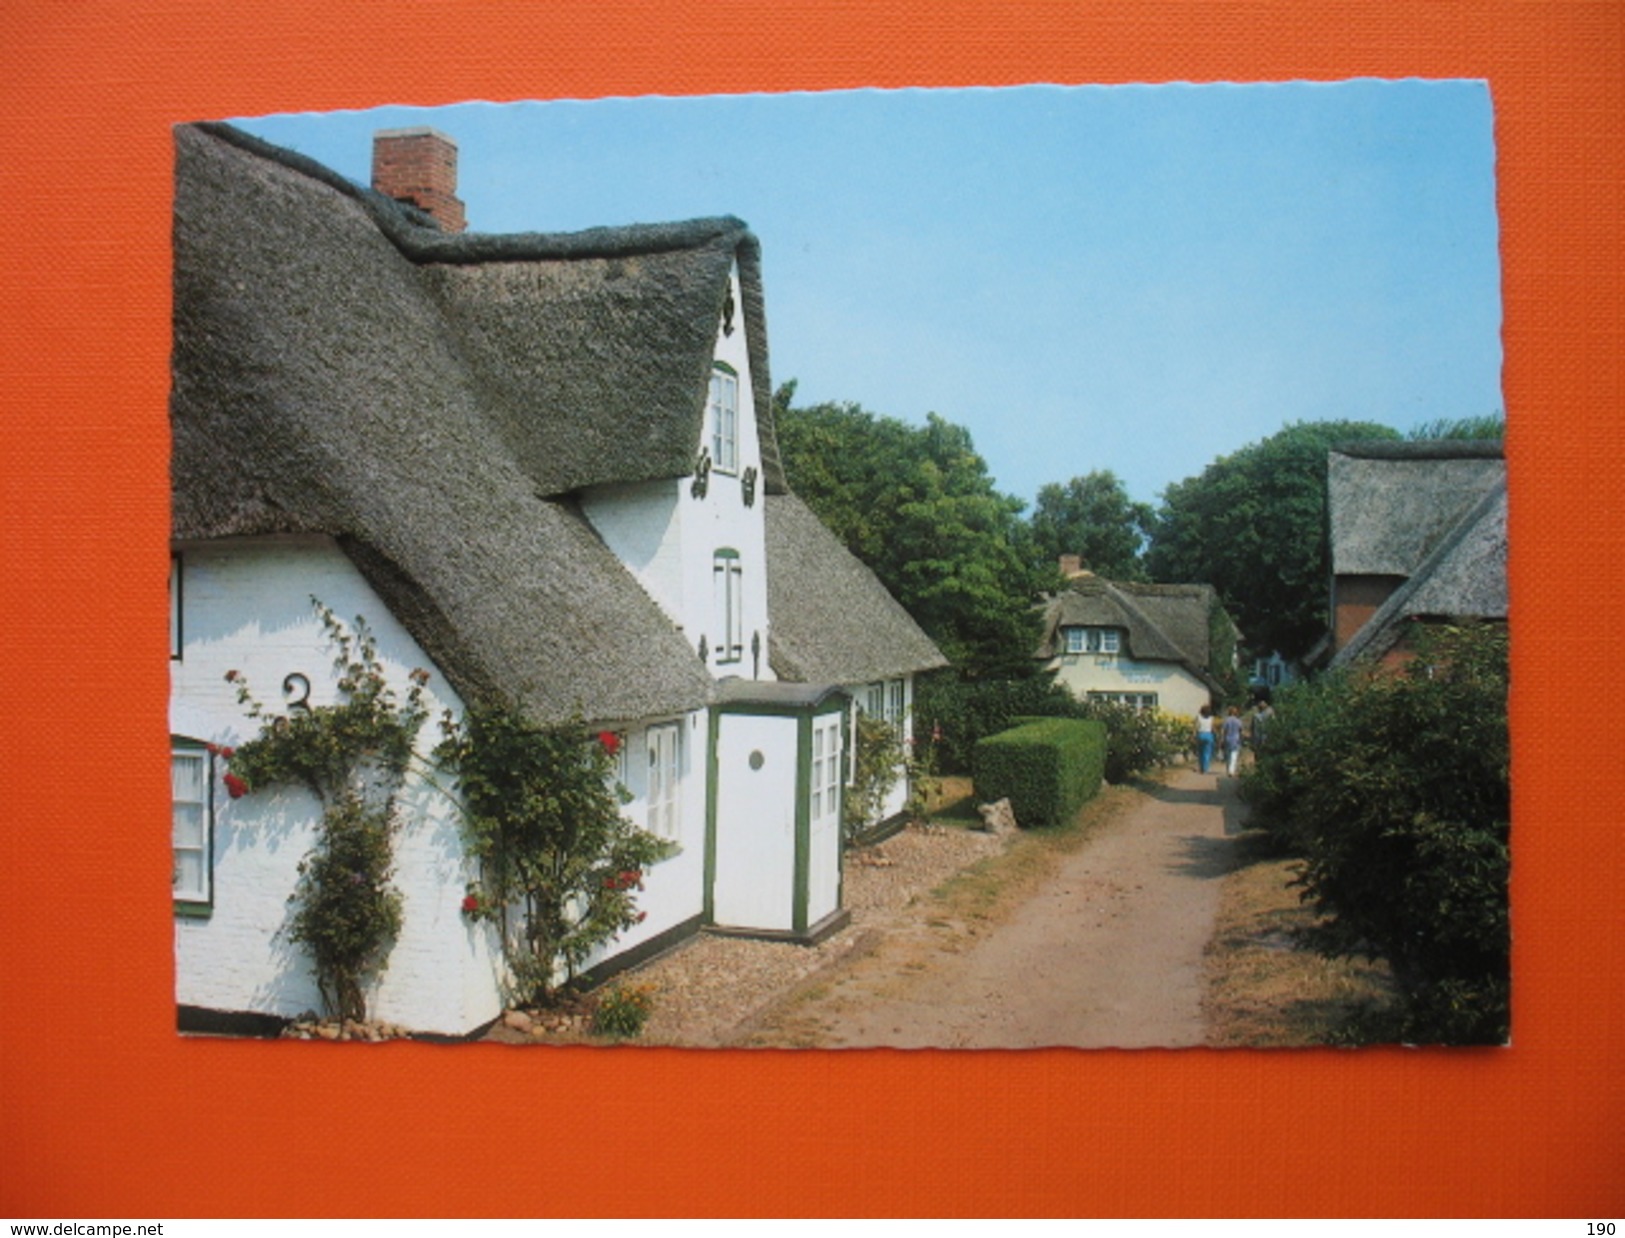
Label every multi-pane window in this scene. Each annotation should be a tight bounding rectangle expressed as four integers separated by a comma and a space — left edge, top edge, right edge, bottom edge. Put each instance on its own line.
709, 364, 739, 474
810, 717, 842, 822
646, 724, 681, 841
1064, 626, 1121, 655
713, 549, 744, 664
1087, 691, 1159, 711
172, 742, 212, 907
862, 678, 906, 725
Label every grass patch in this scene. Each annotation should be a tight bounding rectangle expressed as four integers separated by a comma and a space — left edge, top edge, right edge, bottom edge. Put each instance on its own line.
924, 775, 980, 824
925, 778, 1140, 931
1202, 831, 1397, 1046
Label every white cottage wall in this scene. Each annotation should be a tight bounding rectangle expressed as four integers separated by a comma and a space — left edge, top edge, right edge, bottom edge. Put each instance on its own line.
848, 676, 917, 826
170, 535, 505, 1035
582, 264, 772, 682
574, 711, 710, 972
1052, 655, 1212, 719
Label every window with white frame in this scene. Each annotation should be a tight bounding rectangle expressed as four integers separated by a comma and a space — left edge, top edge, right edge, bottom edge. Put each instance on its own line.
712, 548, 744, 664
861, 678, 906, 726
1087, 690, 1159, 711
810, 716, 842, 822
709, 363, 739, 474
646, 724, 681, 841
1064, 626, 1121, 655
171, 740, 213, 909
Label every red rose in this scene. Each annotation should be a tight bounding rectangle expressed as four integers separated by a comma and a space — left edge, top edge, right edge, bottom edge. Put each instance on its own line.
220, 747, 234, 760
598, 730, 620, 756
223, 773, 248, 799
461, 894, 480, 914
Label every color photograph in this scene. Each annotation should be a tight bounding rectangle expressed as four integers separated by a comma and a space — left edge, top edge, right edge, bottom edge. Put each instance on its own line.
171, 83, 1508, 1049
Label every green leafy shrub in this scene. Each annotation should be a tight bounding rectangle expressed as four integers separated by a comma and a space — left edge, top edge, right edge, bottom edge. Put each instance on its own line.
1242, 624, 1510, 1044
435, 708, 671, 1003
590, 982, 656, 1039
843, 714, 903, 842
224, 602, 431, 1023
1073, 700, 1191, 784
915, 673, 1087, 774
915, 672, 1183, 784
972, 717, 1106, 828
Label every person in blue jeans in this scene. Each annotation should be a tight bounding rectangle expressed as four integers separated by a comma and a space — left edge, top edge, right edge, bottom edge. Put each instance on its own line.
1222, 705, 1245, 775
1194, 704, 1216, 773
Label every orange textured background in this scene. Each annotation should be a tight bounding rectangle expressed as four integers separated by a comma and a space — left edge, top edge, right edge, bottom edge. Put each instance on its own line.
3, 0, 1621, 1218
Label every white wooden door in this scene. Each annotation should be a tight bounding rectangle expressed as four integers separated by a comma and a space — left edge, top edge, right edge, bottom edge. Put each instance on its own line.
805, 714, 843, 925
711, 714, 797, 931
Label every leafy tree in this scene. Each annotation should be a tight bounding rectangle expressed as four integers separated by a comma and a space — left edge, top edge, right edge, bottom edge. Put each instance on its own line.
774, 385, 1045, 678
1029, 470, 1153, 581
1145, 420, 1401, 661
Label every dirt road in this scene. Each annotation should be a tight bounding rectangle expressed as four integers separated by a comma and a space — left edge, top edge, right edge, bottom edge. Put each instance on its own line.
744, 767, 1249, 1049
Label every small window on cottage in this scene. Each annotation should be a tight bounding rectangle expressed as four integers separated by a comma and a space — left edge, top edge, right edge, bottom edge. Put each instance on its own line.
713, 549, 744, 664
646, 723, 681, 841
861, 679, 906, 725
864, 682, 886, 719
172, 740, 213, 909
886, 678, 906, 724
709, 363, 739, 474
1065, 627, 1121, 655
1087, 691, 1159, 711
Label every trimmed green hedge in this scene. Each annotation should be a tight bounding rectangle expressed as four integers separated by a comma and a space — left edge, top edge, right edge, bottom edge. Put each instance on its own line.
972, 717, 1107, 828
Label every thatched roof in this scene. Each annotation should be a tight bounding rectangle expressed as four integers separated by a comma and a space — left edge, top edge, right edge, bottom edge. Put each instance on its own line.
1035, 576, 1231, 692
171, 121, 940, 722
764, 493, 949, 684
1330, 452, 1508, 667
170, 121, 796, 724
1328, 441, 1505, 578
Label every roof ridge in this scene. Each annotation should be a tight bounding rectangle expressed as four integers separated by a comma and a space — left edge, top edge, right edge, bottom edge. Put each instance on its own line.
191, 121, 752, 264
1331, 439, 1504, 461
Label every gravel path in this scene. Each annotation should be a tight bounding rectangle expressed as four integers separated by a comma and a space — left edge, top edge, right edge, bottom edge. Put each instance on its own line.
495, 767, 1244, 1048
742, 767, 1245, 1049
626, 821, 1006, 1047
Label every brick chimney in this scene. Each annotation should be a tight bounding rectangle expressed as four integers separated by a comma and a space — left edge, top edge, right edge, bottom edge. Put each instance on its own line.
371, 127, 466, 233
1058, 554, 1086, 579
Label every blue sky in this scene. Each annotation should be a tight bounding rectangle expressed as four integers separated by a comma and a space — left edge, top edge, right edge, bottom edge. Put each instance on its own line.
232, 80, 1502, 509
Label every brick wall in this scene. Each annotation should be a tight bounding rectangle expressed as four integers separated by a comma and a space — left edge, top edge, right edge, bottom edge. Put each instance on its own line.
371, 127, 467, 232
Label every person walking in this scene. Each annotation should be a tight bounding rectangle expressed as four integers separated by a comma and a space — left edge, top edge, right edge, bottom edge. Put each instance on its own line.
1194, 704, 1216, 773
1249, 698, 1275, 754
1221, 705, 1244, 776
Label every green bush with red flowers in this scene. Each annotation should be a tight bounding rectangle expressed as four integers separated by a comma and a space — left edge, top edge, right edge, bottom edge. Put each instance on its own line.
435, 706, 671, 1004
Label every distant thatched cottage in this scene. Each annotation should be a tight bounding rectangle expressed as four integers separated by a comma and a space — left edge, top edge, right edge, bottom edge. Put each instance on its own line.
1035, 558, 1238, 718
168, 122, 945, 1035
1325, 441, 1507, 669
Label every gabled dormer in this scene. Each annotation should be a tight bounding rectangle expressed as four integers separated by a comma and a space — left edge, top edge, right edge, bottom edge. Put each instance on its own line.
578, 256, 776, 681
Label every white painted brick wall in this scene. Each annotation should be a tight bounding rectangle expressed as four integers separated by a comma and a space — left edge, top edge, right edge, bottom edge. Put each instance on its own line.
170, 536, 505, 1034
